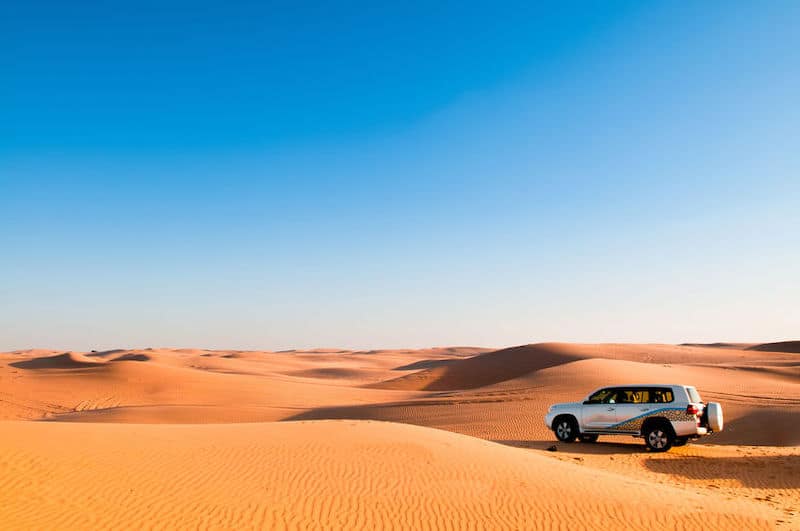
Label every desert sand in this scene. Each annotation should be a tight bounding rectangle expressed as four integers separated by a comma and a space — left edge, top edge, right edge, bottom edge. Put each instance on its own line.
1, 342, 798, 529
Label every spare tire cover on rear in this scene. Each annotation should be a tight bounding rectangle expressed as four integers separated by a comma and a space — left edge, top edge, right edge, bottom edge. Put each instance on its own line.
707, 402, 724, 431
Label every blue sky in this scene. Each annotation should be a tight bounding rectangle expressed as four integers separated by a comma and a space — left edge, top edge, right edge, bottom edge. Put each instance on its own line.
2, 1, 799, 350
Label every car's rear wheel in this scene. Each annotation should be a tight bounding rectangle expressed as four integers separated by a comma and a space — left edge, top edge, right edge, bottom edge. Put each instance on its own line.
644, 422, 675, 452
579, 434, 598, 443
554, 416, 578, 442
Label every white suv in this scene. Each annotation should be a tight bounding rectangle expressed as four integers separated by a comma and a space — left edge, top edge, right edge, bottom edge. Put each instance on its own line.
544, 384, 723, 451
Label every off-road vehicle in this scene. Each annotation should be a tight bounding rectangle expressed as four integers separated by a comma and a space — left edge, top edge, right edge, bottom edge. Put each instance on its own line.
544, 384, 723, 451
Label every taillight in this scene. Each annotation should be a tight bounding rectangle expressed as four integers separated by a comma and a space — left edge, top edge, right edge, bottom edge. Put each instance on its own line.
686, 404, 699, 416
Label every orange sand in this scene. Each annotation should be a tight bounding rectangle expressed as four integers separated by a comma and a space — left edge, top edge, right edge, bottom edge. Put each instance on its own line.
1, 342, 798, 529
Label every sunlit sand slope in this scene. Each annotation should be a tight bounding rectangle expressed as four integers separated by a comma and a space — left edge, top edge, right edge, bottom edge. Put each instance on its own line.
0, 420, 784, 530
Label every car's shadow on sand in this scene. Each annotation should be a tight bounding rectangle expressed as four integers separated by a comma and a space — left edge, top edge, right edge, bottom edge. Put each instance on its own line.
493, 439, 648, 455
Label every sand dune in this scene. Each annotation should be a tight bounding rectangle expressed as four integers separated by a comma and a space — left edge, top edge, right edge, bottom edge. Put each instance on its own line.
372, 343, 588, 390
1, 351, 425, 422
681, 342, 757, 349
370, 341, 800, 391
748, 340, 800, 353
0, 420, 788, 530
9, 351, 107, 369
1, 342, 798, 529
109, 352, 153, 362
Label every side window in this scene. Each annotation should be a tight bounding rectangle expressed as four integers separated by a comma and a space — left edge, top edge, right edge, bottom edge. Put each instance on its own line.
627, 389, 649, 404
586, 388, 616, 404
649, 388, 674, 404
617, 389, 649, 404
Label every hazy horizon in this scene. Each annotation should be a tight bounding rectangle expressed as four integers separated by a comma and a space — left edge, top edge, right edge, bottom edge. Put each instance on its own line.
3, 2, 799, 351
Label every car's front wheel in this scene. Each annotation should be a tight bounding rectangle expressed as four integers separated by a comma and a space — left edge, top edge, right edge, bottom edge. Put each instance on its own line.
553, 416, 578, 442
644, 423, 675, 452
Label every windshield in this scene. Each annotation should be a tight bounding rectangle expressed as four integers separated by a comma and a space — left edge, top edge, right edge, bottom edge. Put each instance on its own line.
686, 386, 702, 403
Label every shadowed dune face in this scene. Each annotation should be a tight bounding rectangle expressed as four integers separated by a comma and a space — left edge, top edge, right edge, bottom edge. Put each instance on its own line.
392, 358, 459, 371
285, 367, 376, 379
1, 342, 799, 529
748, 341, 800, 353
9, 352, 107, 370
110, 353, 152, 362
86, 349, 127, 357
681, 342, 757, 349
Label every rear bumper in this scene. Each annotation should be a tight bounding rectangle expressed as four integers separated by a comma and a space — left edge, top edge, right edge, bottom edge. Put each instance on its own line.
676, 425, 708, 438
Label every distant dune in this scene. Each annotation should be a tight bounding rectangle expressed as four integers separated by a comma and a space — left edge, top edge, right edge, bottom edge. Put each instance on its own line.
680, 342, 757, 349
371, 343, 588, 390
9, 351, 106, 369
1, 342, 798, 529
747, 341, 800, 353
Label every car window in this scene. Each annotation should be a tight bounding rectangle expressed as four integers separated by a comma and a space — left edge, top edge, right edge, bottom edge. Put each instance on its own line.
619, 389, 649, 404
648, 388, 674, 404
586, 388, 617, 404
685, 386, 702, 403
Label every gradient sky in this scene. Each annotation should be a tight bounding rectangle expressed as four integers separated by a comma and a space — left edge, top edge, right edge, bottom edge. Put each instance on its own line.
2, 1, 799, 351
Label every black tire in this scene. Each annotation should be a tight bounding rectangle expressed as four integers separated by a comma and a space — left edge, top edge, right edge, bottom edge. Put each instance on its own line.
553, 416, 578, 442
673, 437, 689, 447
579, 434, 599, 443
643, 422, 675, 452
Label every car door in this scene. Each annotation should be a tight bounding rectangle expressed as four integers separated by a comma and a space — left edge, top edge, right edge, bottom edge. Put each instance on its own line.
581, 388, 621, 430
611, 387, 652, 433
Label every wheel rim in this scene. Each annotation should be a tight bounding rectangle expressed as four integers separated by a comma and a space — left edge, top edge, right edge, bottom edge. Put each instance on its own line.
557, 422, 571, 439
648, 429, 667, 449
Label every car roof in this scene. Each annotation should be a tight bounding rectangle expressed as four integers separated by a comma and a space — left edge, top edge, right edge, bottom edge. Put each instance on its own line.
594, 384, 687, 387
587, 384, 688, 393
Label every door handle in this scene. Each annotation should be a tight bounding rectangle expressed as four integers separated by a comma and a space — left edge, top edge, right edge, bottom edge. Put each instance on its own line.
607, 407, 615, 411
640, 408, 650, 412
